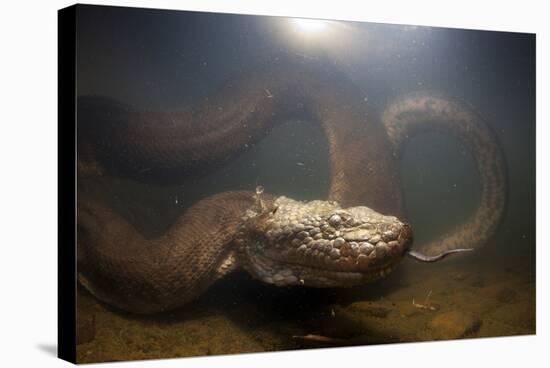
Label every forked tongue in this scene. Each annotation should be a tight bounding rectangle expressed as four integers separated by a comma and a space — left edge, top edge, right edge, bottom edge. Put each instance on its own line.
406, 248, 473, 262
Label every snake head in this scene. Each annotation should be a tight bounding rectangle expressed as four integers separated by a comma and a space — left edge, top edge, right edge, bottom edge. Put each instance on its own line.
238, 196, 413, 287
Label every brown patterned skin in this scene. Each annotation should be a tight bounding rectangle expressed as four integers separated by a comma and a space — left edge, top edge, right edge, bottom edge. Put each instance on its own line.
78, 192, 413, 314
235, 196, 413, 289
78, 192, 257, 314
77, 58, 506, 314
382, 92, 507, 255
78, 59, 403, 214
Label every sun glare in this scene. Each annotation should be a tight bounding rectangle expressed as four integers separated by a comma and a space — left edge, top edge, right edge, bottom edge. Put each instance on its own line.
293, 18, 328, 33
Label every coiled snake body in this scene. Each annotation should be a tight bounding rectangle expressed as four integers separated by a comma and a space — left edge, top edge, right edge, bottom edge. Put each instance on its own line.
77, 59, 506, 314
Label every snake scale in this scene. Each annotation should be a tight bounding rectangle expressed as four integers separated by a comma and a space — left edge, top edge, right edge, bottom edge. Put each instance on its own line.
77, 58, 506, 314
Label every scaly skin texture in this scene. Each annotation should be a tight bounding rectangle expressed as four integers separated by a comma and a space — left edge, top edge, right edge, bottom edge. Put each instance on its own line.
78, 58, 404, 214
236, 196, 412, 288
78, 192, 413, 314
382, 92, 507, 255
78, 192, 257, 314
77, 58, 507, 314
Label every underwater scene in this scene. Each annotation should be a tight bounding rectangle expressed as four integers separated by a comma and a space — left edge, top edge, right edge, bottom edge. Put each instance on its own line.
75, 5, 535, 363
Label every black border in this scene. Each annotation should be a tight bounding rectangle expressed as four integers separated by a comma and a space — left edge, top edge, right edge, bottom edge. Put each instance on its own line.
58, 4, 77, 364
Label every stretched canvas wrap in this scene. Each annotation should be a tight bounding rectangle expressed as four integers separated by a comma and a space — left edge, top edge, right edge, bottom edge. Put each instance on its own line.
58, 4, 535, 364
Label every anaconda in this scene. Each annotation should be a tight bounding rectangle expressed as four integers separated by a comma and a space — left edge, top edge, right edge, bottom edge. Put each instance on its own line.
77, 58, 506, 314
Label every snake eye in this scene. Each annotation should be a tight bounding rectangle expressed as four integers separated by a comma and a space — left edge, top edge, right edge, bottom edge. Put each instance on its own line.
328, 214, 342, 226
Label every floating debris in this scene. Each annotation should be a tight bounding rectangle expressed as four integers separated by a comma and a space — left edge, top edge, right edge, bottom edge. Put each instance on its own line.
293, 52, 318, 60
265, 89, 273, 98
292, 334, 348, 345
255, 185, 266, 211
412, 290, 437, 311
